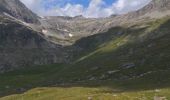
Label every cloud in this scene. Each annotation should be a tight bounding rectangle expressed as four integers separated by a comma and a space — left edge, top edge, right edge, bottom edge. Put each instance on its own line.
20, 0, 151, 18
84, 0, 114, 18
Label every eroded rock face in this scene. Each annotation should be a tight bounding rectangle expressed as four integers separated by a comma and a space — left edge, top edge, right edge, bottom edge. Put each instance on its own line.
0, 17, 68, 73
137, 0, 170, 13
124, 0, 170, 19
150, 0, 170, 10
0, 0, 39, 24
0, 0, 73, 73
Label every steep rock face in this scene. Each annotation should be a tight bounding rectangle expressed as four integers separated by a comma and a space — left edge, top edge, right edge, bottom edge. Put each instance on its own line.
125, 0, 170, 19
0, 0, 39, 23
0, 16, 68, 73
146, 0, 170, 11
0, 0, 70, 73
135, 0, 170, 13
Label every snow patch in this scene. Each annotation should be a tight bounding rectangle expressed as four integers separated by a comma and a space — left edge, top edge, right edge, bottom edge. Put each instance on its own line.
69, 33, 73, 37
42, 29, 48, 34
63, 29, 69, 32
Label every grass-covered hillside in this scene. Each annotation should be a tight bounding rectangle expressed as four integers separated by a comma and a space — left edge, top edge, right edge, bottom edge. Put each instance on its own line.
0, 17, 170, 100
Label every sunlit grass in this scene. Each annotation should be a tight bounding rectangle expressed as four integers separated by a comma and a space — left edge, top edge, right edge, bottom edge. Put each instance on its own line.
1, 87, 170, 100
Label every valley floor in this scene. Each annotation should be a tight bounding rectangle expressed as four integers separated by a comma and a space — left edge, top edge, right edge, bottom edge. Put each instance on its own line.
1, 87, 170, 100
0, 64, 170, 100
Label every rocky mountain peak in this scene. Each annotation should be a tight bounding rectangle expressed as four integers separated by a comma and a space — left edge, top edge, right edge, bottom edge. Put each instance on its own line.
0, 0, 39, 23
146, 0, 170, 11
123, 0, 170, 19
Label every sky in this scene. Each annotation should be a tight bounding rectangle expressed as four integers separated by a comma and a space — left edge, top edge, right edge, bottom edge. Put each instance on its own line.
20, 0, 151, 18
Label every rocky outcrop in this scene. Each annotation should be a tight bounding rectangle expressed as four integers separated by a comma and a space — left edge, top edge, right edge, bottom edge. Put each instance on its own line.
0, 0, 39, 23
123, 0, 170, 19
0, 16, 68, 73
146, 0, 170, 11
0, 0, 67, 73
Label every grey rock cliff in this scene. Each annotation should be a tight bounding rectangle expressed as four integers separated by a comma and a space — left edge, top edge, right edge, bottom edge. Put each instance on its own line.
0, 0, 39, 23
0, 16, 68, 73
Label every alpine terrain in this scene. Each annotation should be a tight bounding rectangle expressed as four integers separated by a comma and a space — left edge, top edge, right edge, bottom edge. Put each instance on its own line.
0, 0, 170, 100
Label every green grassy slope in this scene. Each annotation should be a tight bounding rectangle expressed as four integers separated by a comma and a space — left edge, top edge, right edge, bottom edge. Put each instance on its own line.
0, 17, 170, 100
54, 17, 170, 82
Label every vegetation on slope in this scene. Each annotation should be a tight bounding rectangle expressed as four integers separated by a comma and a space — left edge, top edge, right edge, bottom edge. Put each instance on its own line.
0, 17, 170, 100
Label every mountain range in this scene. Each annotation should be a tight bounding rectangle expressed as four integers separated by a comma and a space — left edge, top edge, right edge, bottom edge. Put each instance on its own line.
0, 0, 170, 99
